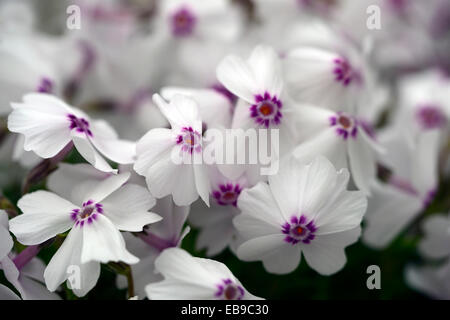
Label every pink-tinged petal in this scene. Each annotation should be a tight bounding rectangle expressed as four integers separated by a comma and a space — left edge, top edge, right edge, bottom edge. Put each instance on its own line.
262, 244, 301, 275
216, 55, 258, 103
348, 131, 376, 195
80, 214, 138, 265
101, 184, 161, 232
44, 227, 100, 297
10, 191, 75, 245
247, 45, 283, 97
134, 128, 174, 176
72, 135, 116, 173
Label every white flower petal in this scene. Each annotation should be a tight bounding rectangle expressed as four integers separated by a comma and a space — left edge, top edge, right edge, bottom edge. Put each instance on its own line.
146, 278, 216, 300
8, 107, 72, 158
193, 163, 210, 207
134, 127, 174, 175
237, 234, 287, 261
81, 214, 138, 264
237, 182, 285, 227
262, 244, 301, 275
363, 183, 423, 249
11, 191, 75, 245
101, 184, 161, 232
79, 172, 130, 204
153, 248, 216, 285
72, 135, 116, 173
247, 45, 283, 96
152, 94, 201, 130
301, 228, 359, 276
47, 163, 111, 201
293, 127, 348, 171
216, 55, 258, 103
44, 227, 100, 297
0, 211, 13, 259
348, 129, 376, 195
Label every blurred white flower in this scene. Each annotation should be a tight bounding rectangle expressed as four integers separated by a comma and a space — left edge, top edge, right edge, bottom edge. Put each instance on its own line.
363, 129, 441, 248
418, 212, 450, 260
9, 172, 161, 297
146, 247, 262, 300
406, 260, 450, 300
234, 156, 366, 275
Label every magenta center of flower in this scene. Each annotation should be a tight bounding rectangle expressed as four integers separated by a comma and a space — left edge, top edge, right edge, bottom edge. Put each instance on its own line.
170, 7, 196, 37
68, 114, 93, 137
71, 200, 103, 228
330, 113, 358, 140
333, 58, 360, 86
282, 215, 317, 245
250, 92, 283, 127
177, 127, 202, 154
212, 183, 242, 207
215, 279, 244, 300
416, 105, 447, 130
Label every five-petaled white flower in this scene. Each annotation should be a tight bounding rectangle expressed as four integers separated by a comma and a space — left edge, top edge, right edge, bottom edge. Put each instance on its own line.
9, 172, 162, 297
216, 45, 297, 152
7, 93, 136, 173
134, 93, 210, 206
145, 247, 262, 300
234, 156, 367, 275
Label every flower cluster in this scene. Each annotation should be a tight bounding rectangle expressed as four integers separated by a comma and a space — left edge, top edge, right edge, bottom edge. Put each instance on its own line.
0, 0, 449, 300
